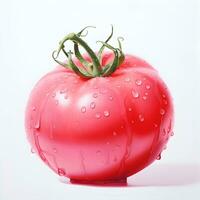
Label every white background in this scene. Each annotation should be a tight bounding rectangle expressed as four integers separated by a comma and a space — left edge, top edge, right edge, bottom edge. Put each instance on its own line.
0, 0, 200, 199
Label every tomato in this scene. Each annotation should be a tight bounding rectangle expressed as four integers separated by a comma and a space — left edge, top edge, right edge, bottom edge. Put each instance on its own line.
25, 27, 174, 183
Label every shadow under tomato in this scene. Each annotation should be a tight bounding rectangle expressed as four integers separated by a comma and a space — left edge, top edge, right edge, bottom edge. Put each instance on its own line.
59, 163, 200, 187
128, 163, 200, 187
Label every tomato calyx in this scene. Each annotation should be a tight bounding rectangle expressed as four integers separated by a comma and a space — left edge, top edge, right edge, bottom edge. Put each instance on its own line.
52, 26, 125, 78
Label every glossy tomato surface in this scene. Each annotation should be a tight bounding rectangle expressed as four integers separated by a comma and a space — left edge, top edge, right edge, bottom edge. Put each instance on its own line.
25, 52, 174, 182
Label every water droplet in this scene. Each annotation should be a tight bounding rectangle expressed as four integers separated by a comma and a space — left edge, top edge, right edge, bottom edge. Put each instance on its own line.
73, 79, 78, 84
132, 90, 140, 98
162, 94, 166, 98
31, 147, 35, 153
125, 77, 130, 82
167, 119, 172, 133
55, 100, 58, 105
163, 129, 167, 136
64, 94, 68, 99
106, 141, 110, 145
93, 93, 98, 98
156, 154, 161, 160
139, 114, 144, 122
142, 96, 147, 100
32, 106, 36, 111
131, 120, 135, 124
145, 85, 151, 90
81, 106, 86, 113
34, 120, 40, 129
163, 145, 167, 150
53, 148, 57, 153
113, 131, 117, 136
90, 102, 96, 109
52, 93, 56, 98
58, 168, 65, 176
145, 92, 148, 96
96, 150, 101, 155
135, 79, 142, 86
60, 89, 67, 94
109, 96, 113, 101
160, 108, 165, 115
121, 125, 124, 129
116, 84, 121, 88
171, 131, 174, 136
163, 99, 168, 105
116, 144, 121, 148
113, 157, 118, 162
104, 110, 110, 117
154, 123, 158, 128
100, 88, 108, 94
95, 113, 101, 119
39, 153, 46, 161
128, 108, 132, 112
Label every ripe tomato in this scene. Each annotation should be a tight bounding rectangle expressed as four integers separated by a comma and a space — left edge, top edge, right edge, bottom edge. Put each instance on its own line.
25, 28, 174, 183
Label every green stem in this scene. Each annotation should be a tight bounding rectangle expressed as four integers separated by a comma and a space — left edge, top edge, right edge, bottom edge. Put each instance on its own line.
67, 51, 92, 78
52, 26, 125, 78
97, 25, 113, 64
73, 42, 93, 74
60, 33, 101, 76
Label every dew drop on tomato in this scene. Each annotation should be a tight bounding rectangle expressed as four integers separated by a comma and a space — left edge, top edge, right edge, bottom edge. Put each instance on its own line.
103, 110, 110, 117
53, 148, 57, 153
145, 84, 151, 90
138, 114, 144, 122
93, 93, 98, 98
163, 99, 168, 105
34, 120, 40, 130
154, 123, 158, 128
95, 113, 101, 119
90, 102, 96, 109
113, 131, 117, 136
108, 96, 113, 101
32, 106, 36, 111
132, 90, 139, 98
31, 147, 35, 153
142, 96, 147, 100
135, 79, 142, 86
81, 106, 86, 113
113, 157, 118, 162
58, 168, 66, 176
100, 88, 108, 94
160, 108, 165, 115
125, 77, 130, 82
156, 154, 161, 160
116, 84, 121, 88
163, 129, 167, 136
60, 89, 67, 94
64, 94, 68, 99
96, 150, 101, 155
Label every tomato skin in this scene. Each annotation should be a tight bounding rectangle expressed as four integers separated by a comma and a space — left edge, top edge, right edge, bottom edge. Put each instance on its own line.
25, 52, 174, 181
